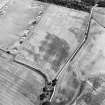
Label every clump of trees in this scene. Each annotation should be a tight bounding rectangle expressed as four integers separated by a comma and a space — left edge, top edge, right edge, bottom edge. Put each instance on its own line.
81, 0, 97, 5
81, 0, 105, 7
38, 0, 91, 12
38, 0, 105, 12
98, 0, 105, 7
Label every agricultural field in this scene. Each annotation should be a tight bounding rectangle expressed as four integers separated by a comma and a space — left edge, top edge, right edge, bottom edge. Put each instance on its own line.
0, 0, 105, 105
0, 56, 44, 105
0, 0, 48, 50
15, 4, 89, 80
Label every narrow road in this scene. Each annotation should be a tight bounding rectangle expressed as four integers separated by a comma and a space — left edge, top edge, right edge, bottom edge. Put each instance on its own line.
49, 4, 98, 103
0, 48, 49, 86
54, 4, 98, 82
14, 60, 49, 85
0, 2, 103, 105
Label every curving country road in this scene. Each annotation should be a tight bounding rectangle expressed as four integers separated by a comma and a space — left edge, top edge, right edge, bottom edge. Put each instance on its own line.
0, 48, 49, 86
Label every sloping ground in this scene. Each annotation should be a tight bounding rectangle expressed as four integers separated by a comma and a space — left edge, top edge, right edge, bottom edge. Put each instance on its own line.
49, 7, 105, 105
0, 56, 44, 105
71, 8, 105, 78
0, 0, 47, 50
0, 0, 105, 105
15, 4, 89, 80
51, 68, 81, 105
66, 7, 105, 105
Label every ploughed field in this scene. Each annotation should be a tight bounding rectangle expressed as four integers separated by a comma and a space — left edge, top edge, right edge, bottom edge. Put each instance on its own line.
0, 0, 105, 105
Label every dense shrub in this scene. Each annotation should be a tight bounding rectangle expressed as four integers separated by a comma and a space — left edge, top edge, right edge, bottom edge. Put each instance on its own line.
38, 0, 91, 12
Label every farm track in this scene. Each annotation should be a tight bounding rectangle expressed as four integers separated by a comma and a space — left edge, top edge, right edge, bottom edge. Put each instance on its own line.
0, 48, 49, 85
0, 1, 103, 105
